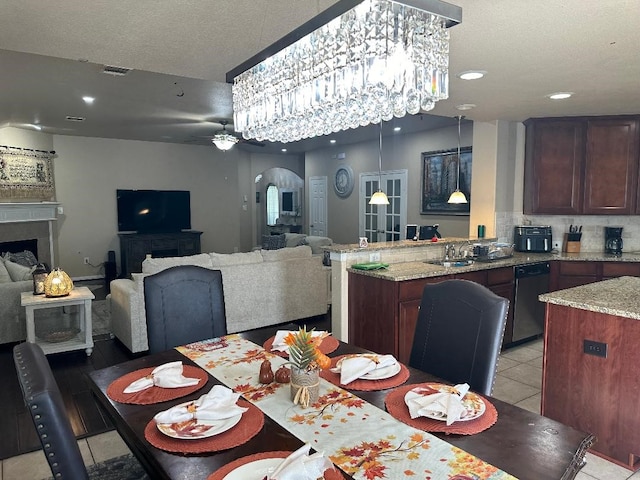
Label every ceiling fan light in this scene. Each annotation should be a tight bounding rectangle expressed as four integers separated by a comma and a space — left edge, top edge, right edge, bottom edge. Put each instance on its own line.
448, 189, 468, 204
212, 132, 238, 151
369, 190, 390, 205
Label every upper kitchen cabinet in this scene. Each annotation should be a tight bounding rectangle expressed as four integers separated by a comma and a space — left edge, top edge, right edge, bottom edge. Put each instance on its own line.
584, 118, 639, 214
524, 116, 640, 215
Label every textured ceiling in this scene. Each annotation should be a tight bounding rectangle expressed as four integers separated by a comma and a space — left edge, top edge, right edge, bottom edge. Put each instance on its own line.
1, 0, 639, 153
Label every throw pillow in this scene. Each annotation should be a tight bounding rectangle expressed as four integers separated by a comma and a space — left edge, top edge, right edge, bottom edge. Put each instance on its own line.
302, 236, 333, 255
0, 259, 12, 283
261, 234, 286, 250
5, 260, 35, 281
5, 250, 38, 267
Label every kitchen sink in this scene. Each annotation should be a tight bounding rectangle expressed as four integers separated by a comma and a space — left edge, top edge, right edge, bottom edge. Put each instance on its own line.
425, 259, 474, 267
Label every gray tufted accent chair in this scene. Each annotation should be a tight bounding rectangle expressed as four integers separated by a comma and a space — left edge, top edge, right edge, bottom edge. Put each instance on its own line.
13, 342, 90, 479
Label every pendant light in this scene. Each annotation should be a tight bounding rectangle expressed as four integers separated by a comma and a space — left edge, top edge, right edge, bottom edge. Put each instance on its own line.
448, 115, 468, 204
369, 122, 390, 205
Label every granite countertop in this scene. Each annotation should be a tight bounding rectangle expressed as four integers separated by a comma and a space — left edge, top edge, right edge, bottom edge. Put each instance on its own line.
539, 276, 640, 320
347, 251, 640, 282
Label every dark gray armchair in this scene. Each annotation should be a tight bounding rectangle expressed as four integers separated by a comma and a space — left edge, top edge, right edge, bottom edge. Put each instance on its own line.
409, 279, 509, 396
144, 265, 227, 353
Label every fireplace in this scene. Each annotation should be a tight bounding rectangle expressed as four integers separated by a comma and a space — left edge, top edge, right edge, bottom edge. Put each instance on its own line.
0, 202, 58, 267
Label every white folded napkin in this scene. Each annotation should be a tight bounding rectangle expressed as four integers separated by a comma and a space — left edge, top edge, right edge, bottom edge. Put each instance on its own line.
331, 354, 398, 385
153, 385, 248, 424
123, 361, 201, 393
406, 383, 470, 426
269, 443, 333, 480
271, 330, 328, 353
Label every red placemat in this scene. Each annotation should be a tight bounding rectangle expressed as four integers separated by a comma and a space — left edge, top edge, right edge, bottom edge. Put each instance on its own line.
144, 399, 264, 454
385, 383, 498, 435
207, 451, 347, 480
320, 355, 410, 391
107, 365, 209, 404
264, 334, 339, 358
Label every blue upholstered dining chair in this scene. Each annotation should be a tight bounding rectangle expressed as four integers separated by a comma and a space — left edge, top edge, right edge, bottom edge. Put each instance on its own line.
144, 265, 227, 353
409, 279, 509, 396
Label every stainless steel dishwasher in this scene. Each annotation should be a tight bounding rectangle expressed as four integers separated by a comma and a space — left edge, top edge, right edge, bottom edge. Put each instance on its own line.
512, 262, 550, 343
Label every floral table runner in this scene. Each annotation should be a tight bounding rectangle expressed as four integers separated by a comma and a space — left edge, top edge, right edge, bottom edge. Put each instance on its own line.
177, 335, 517, 480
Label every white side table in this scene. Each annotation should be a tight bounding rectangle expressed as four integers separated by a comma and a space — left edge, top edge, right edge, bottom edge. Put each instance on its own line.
21, 286, 95, 356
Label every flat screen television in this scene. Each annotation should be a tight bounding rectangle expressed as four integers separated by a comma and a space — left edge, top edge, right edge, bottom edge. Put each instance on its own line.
117, 189, 191, 233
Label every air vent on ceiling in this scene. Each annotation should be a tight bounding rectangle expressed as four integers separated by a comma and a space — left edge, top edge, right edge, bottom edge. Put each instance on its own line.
102, 65, 132, 76
65, 116, 86, 122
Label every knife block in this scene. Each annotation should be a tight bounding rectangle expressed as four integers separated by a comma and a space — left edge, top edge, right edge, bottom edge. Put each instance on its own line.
563, 233, 581, 253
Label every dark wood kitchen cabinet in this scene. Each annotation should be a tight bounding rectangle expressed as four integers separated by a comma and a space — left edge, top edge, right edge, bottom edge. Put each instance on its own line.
524, 116, 640, 215
349, 266, 515, 364
549, 260, 640, 291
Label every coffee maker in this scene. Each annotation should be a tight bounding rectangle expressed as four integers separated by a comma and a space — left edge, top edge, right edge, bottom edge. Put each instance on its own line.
604, 227, 623, 255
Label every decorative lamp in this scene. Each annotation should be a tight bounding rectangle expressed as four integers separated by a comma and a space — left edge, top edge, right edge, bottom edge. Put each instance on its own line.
369, 122, 390, 205
32, 263, 49, 295
448, 115, 468, 204
44, 268, 74, 297
212, 121, 239, 151
228, 0, 462, 144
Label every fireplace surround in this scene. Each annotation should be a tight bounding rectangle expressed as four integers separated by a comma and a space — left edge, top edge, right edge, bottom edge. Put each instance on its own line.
0, 202, 58, 267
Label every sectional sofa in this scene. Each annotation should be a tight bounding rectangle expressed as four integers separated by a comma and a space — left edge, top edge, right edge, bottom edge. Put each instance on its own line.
109, 245, 330, 353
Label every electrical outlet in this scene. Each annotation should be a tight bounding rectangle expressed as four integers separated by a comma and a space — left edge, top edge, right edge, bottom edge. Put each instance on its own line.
583, 339, 607, 358
369, 252, 381, 262
553, 241, 561, 250
83, 257, 90, 265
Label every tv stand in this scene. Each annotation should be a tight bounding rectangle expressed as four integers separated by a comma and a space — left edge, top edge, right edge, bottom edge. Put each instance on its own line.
118, 231, 202, 278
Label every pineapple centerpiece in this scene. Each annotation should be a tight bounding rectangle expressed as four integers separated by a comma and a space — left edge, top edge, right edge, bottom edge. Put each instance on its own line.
285, 326, 331, 407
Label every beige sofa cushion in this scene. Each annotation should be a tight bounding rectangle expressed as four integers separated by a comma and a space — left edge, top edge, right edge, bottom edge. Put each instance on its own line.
303, 236, 333, 254
210, 251, 263, 267
142, 253, 213, 275
0, 259, 12, 283
284, 233, 307, 248
260, 245, 312, 262
4, 260, 35, 281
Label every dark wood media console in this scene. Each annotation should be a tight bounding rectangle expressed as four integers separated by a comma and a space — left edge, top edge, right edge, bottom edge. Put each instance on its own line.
118, 231, 202, 277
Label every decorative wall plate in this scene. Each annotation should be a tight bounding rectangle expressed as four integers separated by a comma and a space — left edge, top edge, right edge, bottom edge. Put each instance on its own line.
334, 164, 354, 198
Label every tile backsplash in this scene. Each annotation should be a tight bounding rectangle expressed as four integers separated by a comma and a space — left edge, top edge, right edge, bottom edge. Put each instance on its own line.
496, 212, 640, 253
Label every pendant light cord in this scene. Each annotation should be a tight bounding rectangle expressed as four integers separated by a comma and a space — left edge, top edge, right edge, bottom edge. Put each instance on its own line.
456, 115, 462, 191
378, 122, 383, 188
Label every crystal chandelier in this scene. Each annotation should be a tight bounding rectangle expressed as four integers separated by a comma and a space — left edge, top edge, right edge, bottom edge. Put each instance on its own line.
228, 0, 461, 144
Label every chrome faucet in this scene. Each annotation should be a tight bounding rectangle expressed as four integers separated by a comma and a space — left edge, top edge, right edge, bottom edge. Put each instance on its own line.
444, 243, 456, 260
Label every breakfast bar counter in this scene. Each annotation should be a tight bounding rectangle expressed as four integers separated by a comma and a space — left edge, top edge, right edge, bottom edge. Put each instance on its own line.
540, 276, 640, 470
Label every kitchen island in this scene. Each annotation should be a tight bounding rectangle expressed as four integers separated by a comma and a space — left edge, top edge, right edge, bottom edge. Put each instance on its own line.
540, 276, 640, 470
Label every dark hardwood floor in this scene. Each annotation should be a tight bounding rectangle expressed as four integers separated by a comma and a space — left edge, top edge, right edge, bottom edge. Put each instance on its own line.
1, 306, 331, 460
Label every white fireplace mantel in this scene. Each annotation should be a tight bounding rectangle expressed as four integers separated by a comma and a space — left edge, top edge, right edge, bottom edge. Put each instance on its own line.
0, 202, 59, 223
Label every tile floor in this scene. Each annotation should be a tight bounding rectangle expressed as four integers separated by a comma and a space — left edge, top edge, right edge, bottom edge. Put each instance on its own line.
3, 339, 638, 479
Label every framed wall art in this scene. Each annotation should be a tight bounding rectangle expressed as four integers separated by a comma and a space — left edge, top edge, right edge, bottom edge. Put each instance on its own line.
421, 146, 472, 215
0, 147, 55, 200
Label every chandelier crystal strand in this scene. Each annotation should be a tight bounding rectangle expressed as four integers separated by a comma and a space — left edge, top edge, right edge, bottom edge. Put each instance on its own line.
232, 0, 451, 143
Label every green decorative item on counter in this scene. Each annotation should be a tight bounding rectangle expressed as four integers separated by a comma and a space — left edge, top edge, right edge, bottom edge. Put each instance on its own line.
351, 262, 389, 270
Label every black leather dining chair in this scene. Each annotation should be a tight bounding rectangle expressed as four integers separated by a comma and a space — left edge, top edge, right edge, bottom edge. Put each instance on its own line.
409, 279, 509, 396
144, 265, 227, 353
13, 342, 90, 479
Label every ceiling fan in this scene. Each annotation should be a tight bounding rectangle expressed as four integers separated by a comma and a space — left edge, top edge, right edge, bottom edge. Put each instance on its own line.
186, 120, 265, 150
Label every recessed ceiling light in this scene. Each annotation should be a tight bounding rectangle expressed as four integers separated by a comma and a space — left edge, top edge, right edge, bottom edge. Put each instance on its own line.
548, 92, 573, 100
456, 104, 476, 111
458, 70, 486, 80
82, 96, 95, 104
393, 126, 401, 132
281, 148, 287, 152
330, 139, 337, 144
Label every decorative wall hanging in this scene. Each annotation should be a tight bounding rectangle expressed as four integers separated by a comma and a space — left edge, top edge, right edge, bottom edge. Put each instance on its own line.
421, 147, 472, 215
0, 146, 55, 200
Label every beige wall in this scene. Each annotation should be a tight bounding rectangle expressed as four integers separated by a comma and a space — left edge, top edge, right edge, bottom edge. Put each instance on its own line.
304, 124, 474, 244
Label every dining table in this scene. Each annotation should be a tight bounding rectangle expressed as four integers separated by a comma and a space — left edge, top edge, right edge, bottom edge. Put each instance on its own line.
87, 323, 595, 480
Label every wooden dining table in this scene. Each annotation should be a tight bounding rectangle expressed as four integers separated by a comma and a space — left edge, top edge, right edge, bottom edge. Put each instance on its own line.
87, 323, 594, 480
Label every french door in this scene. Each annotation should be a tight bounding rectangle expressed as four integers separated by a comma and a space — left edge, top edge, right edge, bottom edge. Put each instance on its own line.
359, 170, 407, 243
